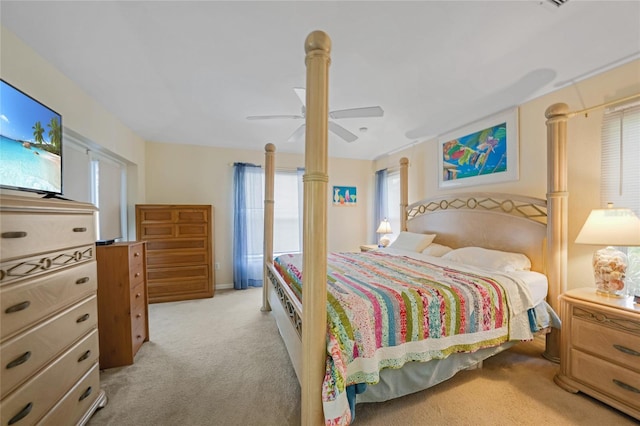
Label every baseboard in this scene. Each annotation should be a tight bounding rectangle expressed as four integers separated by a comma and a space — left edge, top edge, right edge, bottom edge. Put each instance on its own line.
216, 283, 234, 290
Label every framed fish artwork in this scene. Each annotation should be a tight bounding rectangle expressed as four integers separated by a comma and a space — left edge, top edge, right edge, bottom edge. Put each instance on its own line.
438, 107, 519, 188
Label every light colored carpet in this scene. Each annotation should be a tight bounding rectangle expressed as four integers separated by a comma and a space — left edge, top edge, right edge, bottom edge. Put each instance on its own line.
89, 288, 637, 426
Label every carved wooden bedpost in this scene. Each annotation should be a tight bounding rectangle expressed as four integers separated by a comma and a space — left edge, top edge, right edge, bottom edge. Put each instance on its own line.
400, 157, 409, 231
262, 143, 276, 312
544, 103, 569, 362
302, 30, 331, 425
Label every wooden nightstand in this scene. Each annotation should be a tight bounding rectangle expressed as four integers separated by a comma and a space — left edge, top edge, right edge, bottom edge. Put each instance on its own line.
360, 244, 379, 252
554, 287, 640, 420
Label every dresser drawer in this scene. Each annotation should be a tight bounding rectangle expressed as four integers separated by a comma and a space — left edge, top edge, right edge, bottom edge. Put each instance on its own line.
0, 329, 99, 426
37, 362, 101, 426
146, 248, 209, 268
1, 296, 98, 398
131, 317, 147, 355
0, 213, 95, 260
572, 316, 640, 371
571, 349, 640, 409
1, 262, 97, 340
0, 245, 95, 286
145, 238, 208, 252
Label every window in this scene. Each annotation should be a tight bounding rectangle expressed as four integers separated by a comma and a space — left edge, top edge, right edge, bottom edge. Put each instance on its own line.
601, 102, 640, 293
273, 170, 303, 254
386, 170, 401, 242
63, 130, 126, 242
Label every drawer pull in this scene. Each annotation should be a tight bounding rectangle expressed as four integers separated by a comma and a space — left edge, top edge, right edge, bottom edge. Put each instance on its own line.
136, 313, 142, 318
135, 272, 140, 277
77, 313, 90, 323
136, 293, 141, 298
1, 231, 27, 239
78, 350, 91, 362
6, 351, 31, 369
5, 301, 30, 314
613, 344, 640, 357
8, 402, 33, 425
79, 386, 93, 401
134, 252, 140, 257
612, 379, 640, 394
73, 227, 87, 233
76, 276, 90, 285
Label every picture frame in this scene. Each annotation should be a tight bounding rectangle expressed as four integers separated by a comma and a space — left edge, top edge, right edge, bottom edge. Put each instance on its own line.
332, 185, 357, 206
438, 107, 519, 189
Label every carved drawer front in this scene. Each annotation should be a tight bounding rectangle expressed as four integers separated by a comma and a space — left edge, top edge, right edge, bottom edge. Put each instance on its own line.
0, 329, 99, 426
572, 316, 640, 371
175, 223, 208, 237
139, 224, 175, 239
571, 349, 640, 409
176, 209, 208, 223
0, 245, 95, 286
1, 296, 97, 397
1, 262, 97, 339
0, 213, 95, 260
37, 362, 100, 426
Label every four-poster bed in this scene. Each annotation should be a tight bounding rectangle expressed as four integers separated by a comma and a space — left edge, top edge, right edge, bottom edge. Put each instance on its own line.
262, 30, 568, 425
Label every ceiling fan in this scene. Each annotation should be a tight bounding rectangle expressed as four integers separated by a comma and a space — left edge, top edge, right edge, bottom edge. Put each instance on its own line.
246, 87, 384, 143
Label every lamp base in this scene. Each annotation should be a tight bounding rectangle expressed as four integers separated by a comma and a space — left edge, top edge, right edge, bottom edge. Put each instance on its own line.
378, 236, 391, 248
592, 246, 628, 297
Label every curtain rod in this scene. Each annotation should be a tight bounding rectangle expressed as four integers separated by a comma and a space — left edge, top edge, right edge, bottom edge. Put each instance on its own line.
228, 162, 301, 173
568, 92, 640, 118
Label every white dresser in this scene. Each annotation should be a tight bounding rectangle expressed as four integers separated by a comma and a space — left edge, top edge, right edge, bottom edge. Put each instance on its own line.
0, 194, 107, 425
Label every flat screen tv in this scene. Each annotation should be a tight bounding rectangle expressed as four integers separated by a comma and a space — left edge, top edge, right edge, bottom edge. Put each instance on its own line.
0, 79, 63, 196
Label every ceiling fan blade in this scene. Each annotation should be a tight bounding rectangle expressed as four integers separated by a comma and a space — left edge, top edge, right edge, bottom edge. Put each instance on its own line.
287, 124, 306, 143
246, 114, 303, 120
293, 87, 306, 106
329, 121, 358, 143
329, 106, 384, 119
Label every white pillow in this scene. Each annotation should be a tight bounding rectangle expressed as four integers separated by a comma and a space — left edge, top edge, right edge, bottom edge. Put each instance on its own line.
388, 232, 436, 253
441, 246, 531, 272
421, 243, 453, 257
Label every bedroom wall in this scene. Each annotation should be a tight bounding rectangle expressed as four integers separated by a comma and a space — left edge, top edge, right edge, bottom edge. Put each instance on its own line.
379, 59, 640, 291
0, 26, 147, 235
144, 142, 373, 288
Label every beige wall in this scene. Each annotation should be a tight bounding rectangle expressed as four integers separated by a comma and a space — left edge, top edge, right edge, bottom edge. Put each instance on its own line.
0, 26, 147, 236
144, 142, 373, 288
379, 59, 640, 290
4, 22, 639, 292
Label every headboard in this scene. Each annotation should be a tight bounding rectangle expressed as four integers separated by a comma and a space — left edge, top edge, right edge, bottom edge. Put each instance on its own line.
406, 192, 547, 273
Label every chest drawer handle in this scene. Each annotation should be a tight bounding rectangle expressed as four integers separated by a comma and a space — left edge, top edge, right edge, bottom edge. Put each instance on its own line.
613, 344, 640, 357
76, 277, 90, 285
73, 227, 87, 233
1, 231, 27, 239
77, 313, 90, 323
613, 379, 640, 394
5, 301, 30, 314
79, 386, 93, 401
6, 351, 31, 369
8, 402, 33, 425
78, 350, 91, 363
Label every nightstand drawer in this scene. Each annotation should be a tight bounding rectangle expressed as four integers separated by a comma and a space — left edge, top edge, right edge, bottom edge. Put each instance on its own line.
572, 316, 640, 371
571, 349, 640, 409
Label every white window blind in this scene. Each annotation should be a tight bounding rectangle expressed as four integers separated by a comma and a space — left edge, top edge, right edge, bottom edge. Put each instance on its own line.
62, 140, 91, 203
601, 103, 640, 215
273, 170, 302, 254
93, 156, 123, 242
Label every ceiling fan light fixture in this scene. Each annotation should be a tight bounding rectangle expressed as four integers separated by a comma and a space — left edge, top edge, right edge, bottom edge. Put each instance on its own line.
545, 0, 568, 7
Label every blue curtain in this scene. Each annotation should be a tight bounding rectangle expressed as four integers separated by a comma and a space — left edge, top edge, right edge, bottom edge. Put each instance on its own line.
373, 169, 388, 244
233, 163, 264, 290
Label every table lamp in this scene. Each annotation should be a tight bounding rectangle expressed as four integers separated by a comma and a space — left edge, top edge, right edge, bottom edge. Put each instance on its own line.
575, 204, 640, 297
376, 219, 392, 248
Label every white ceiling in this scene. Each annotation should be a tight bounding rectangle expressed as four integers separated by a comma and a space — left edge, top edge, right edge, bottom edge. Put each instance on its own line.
2, 1, 639, 160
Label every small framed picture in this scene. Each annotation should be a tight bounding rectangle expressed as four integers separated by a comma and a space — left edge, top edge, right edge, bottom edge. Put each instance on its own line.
332, 186, 357, 206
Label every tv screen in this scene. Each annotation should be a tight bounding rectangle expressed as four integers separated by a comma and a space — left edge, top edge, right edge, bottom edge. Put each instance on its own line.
0, 79, 63, 196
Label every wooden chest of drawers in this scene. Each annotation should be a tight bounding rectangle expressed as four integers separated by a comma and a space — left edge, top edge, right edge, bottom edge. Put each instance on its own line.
136, 204, 213, 303
0, 194, 106, 425
555, 287, 640, 420
96, 242, 149, 369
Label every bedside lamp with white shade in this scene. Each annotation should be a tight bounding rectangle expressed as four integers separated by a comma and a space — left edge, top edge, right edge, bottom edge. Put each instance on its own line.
575, 204, 640, 297
376, 219, 393, 248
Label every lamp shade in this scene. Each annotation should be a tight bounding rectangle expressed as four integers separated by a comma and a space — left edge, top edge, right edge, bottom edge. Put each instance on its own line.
376, 219, 392, 234
575, 207, 640, 246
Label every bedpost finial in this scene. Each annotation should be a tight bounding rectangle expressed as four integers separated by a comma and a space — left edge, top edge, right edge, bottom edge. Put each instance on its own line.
545, 103, 569, 119
305, 30, 331, 54
265, 143, 276, 153
400, 157, 409, 166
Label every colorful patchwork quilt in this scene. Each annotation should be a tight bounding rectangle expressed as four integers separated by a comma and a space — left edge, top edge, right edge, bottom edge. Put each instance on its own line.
273, 251, 536, 425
